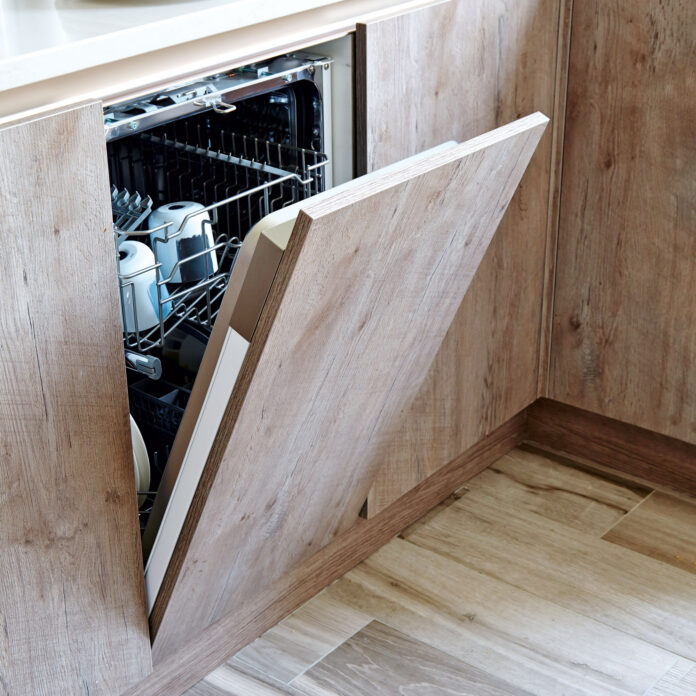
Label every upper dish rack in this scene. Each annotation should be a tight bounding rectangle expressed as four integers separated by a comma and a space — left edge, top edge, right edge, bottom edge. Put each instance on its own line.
109, 125, 328, 376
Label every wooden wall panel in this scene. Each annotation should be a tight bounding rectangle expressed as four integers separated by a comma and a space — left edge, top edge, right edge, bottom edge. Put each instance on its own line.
357, 0, 567, 514
0, 103, 151, 693
549, 0, 696, 442
150, 116, 547, 660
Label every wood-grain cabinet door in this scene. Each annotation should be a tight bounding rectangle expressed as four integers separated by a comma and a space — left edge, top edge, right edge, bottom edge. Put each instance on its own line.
149, 113, 548, 661
0, 103, 151, 693
356, 0, 566, 514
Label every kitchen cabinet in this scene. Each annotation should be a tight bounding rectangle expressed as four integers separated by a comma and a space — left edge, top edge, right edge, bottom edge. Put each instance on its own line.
0, 103, 151, 694
0, 5, 548, 688
548, 0, 696, 443
6, 0, 693, 694
357, 0, 570, 514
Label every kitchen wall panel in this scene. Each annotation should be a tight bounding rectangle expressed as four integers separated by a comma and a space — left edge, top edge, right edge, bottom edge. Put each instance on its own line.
549, 0, 696, 442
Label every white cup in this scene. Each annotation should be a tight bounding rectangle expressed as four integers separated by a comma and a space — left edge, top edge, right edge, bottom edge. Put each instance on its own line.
148, 201, 218, 284
118, 240, 171, 333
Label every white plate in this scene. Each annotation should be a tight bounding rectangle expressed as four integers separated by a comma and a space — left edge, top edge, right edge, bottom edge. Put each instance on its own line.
130, 415, 151, 508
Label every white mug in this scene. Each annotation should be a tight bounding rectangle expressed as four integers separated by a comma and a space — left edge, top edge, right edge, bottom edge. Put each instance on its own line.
148, 201, 218, 284
118, 240, 171, 333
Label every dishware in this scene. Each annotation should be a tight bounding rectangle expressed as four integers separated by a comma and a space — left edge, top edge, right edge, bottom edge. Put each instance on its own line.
130, 415, 151, 508
148, 201, 218, 284
118, 240, 171, 333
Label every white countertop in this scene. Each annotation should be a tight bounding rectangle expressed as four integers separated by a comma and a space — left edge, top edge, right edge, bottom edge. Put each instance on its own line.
0, 0, 343, 92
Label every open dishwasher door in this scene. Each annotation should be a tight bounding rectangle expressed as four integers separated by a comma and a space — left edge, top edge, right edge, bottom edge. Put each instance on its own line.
142, 139, 461, 606
145, 113, 549, 661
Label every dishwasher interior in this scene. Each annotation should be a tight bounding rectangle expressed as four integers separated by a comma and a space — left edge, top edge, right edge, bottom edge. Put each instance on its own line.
105, 52, 333, 539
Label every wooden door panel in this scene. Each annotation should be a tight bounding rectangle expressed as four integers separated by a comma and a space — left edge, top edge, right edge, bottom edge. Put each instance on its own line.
0, 102, 151, 694
549, 0, 696, 441
150, 113, 548, 659
356, 0, 568, 514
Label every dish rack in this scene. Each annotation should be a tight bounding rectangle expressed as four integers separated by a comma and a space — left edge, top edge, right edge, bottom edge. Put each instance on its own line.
130, 376, 191, 532
110, 125, 329, 373
109, 123, 328, 530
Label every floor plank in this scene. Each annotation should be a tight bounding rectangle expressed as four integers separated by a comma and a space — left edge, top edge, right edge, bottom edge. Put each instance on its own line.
183, 447, 696, 696
603, 492, 696, 576
464, 447, 650, 535
402, 488, 696, 658
185, 680, 230, 696
645, 658, 696, 696
188, 662, 303, 696
328, 539, 677, 696
185, 677, 237, 696
234, 588, 372, 682
294, 621, 532, 696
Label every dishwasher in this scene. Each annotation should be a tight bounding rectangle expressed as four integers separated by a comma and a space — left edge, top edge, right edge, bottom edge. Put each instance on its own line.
104, 50, 337, 609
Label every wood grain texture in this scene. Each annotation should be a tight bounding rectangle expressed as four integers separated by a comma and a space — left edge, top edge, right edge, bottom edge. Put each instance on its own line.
646, 658, 696, 696
403, 486, 696, 658
185, 443, 696, 696
527, 399, 696, 496
122, 411, 526, 696
357, 0, 567, 515
187, 662, 300, 696
149, 115, 547, 659
294, 621, 533, 696
234, 590, 371, 683
186, 681, 233, 696
0, 103, 151, 693
537, 0, 573, 395
329, 538, 680, 696
549, 0, 696, 441
463, 446, 650, 535
603, 492, 696, 576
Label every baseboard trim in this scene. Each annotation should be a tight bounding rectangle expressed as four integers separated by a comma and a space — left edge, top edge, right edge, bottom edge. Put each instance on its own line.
122, 410, 527, 696
526, 398, 696, 497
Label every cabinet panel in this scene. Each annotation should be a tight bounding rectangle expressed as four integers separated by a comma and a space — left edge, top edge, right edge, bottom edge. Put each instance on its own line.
150, 114, 547, 660
356, 0, 565, 514
549, 0, 696, 442
0, 103, 151, 693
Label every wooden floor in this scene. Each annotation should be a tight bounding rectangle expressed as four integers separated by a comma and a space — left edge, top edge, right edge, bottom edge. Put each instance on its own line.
185, 445, 696, 696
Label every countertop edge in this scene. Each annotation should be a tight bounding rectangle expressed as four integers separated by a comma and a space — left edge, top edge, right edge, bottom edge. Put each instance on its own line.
0, 0, 343, 93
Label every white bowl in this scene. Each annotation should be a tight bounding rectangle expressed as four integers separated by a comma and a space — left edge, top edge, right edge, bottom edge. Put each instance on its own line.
118, 240, 171, 333
148, 201, 218, 284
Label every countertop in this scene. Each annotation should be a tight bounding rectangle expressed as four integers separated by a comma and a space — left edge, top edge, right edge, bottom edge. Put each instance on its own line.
0, 0, 343, 92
